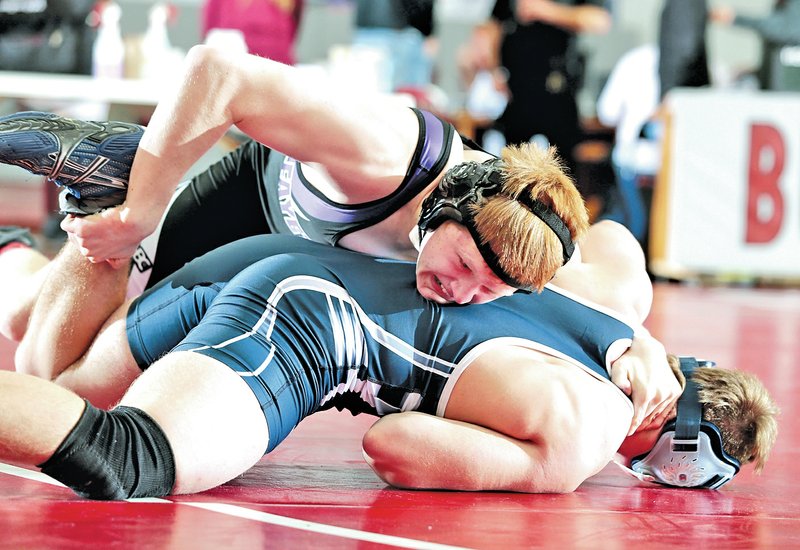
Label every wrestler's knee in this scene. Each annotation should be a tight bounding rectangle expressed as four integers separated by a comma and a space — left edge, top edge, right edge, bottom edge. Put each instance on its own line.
39, 401, 175, 500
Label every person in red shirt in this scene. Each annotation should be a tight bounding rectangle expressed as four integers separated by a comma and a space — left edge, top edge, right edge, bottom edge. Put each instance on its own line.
201, 0, 304, 65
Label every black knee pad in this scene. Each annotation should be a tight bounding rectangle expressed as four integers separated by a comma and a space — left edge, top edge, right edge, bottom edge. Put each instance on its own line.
38, 401, 176, 500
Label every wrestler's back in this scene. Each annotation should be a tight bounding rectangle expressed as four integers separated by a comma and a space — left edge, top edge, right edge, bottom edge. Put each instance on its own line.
139, 234, 635, 430
177, 236, 635, 416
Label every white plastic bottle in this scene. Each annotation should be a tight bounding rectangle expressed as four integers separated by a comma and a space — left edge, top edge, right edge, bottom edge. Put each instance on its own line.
140, 3, 172, 80
92, 2, 125, 79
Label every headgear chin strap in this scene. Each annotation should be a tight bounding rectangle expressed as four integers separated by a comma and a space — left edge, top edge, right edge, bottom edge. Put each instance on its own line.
630, 357, 741, 489
417, 158, 574, 290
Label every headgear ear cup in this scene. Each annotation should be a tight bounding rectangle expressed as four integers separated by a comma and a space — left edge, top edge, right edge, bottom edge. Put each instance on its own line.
630, 357, 740, 489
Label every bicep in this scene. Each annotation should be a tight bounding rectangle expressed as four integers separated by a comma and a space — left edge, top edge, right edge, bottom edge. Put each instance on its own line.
224, 55, 417, 177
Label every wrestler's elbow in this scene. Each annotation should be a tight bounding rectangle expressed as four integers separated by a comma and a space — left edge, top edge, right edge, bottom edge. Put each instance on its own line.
362, 448, 459, 491
361, 420, 416, 488
181, 45, 247, 111
362, 414, 453, 490
513, 456, 585, 494
183, 44, 222, 79
362, 451, 417, 490
514, 436, 601, 494
184, 43, 243, 74
519, 467, 584, 494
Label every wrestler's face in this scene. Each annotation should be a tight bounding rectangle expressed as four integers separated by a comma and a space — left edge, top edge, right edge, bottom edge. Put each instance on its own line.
415, 220, 516, 305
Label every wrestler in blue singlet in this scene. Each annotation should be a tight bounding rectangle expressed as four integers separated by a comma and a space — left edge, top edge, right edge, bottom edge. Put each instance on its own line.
135, 108, 455, 288
127, 235, 634, 453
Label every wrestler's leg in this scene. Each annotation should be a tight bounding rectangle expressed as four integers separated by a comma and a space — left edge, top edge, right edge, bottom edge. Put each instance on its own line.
49, 233, 290, 408
119, 352, 269, 495
0, 352, 268, 498
0, 243, 50, 342
2, 239, 274, 494
0, 370, 86, 465
50, 299, 143, 410
14, 241, 128, 381
17, 235, 278, 410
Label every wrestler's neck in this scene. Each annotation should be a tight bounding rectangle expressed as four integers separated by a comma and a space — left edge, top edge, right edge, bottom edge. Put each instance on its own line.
339, 222, 420, 261
341, 149, 495, 258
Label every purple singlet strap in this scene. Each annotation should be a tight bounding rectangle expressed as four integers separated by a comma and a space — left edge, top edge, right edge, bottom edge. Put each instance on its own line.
286, 109, 451, 224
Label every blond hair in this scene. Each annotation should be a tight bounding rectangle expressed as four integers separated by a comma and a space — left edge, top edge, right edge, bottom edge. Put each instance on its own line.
667, 355, 779, 472
471, 143, 589, 291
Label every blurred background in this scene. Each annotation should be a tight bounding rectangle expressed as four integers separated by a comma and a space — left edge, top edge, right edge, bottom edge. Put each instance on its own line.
1, 0, 798, 284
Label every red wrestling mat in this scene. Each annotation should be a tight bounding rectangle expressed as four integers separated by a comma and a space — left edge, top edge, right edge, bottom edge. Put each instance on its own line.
2, 282, 799, 549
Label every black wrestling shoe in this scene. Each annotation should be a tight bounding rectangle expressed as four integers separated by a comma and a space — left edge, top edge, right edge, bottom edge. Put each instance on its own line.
0, 226, 36, 250
0, 111, 142, 215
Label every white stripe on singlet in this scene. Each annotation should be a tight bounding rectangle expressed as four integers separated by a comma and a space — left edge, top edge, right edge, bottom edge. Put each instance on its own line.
185, 275, 459, 379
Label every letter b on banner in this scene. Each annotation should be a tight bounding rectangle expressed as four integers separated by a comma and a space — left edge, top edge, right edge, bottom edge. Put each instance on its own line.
746, 124, 785, 243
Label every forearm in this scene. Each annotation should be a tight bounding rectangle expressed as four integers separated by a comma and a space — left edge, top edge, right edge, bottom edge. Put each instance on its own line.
14, 243, 127, 380
516, 1, 611, 34
734, 14, 800, 45
362, 412, 580, 493
124, 46, 242, 235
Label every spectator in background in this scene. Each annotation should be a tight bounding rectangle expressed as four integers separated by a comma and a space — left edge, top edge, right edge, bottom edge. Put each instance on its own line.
202, 0, 304, 65
595, 0, 710, 252
596, 44, 660, 245
658, 0, 710, 100
459, 0, 611, 175
710, 0, 800, 91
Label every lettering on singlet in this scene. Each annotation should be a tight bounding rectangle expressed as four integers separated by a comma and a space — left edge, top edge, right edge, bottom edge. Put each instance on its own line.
317, 290, 426, 415
263, 108, 455, 246
277, 156, 310, 239
131, 245, 153, 273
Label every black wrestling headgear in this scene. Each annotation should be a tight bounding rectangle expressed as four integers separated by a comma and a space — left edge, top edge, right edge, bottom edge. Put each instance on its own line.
417, 158, 574, 290
630, 358, 741, 489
